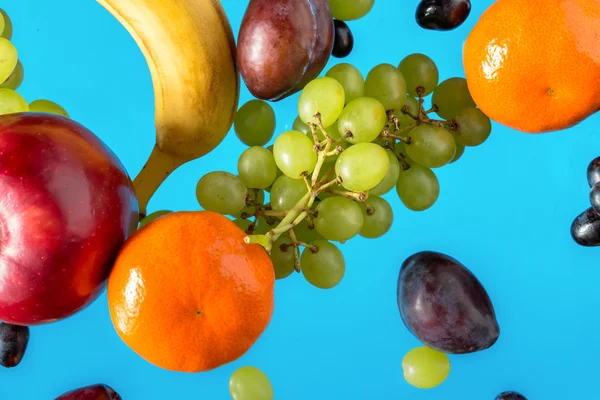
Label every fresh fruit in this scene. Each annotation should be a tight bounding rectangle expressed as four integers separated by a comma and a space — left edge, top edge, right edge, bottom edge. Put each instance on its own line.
1, 60, 23, 90
139, 210, 172, 228
327, 0, 374, 21
314, 196, 364, 242
364, 63, 407, 111
234, 100, 276, 147
0, 37, 17, 83
270, 175, 308, 212
237, 0, 334, 101
398, 53, 439, 97
298, 76, 345, 128
405, 125, 456, 168
271, 236, 296, 279
571, 208, 600, 247
229, 366, 274, 400
451, 142, 465, 163
196, 171, 247, 215
238, 146, 278, 189
107, 211, 274, 372
273, 130, 318, 179
0, 88, 28, 115
98, 0, 240, 217
402, 346, 450, 389
590, 183, 600, 215
325, 63, 365, 105
360, 196, 393, 239
416, 0, 471, 31
397, 251, 500, 353
431, 77, 475, 120
587, 157, 600, 187
463, 0, 600, 133
0, 9, 11, 40
29, 99, 69, 118
301, 240, 345, 289
338, 97, 387, 143
396, 163, 440, 211
453, 107, 492, 147
55, 384, 122, 400
0, 323, 29, 368
0, 113, 139, 325
495, 391, 528, 400
335, 142, 389, 192
332, 19, 354, 58
369, 150, 400, 196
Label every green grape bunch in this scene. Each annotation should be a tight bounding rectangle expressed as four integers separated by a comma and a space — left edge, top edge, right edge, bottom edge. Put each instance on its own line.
194, 52, 493, 291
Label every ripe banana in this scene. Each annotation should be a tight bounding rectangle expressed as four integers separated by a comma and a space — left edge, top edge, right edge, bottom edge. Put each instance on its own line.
97, 0, 240, 217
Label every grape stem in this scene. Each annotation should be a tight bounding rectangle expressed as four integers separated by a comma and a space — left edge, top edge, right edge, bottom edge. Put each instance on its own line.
329, 189, 367, 203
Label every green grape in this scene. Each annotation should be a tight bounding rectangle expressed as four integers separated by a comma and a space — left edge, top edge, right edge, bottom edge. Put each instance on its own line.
229, 366, 274, 400
0, 60, 23, 90
254, 216, 275, 235
0, 89, 28, 115
405, 125, 456, 168
325, 63, 365, 104
335, 143, 389, 192
451, 142, 465, 163
29, 100, 70, 118
270, 175, 308, 211
402, 346, 450, 389
139, 210, 172, 228
292, 116, 311, 135
233, 218, 254, 234
360, 196, 393, 239
298, 77, 345, 128
396, 163, 439, 211
394, 95, 419, 130
238, 146, 278, 189
293, 218, 325, 243
234, 99, 276, 147
432, 77, 476, 120
0, 9, 11, 40
453, 107, 492, 147
314, 196, 363, 242
306, 123, 348, 162
301, 240, 345, 289
0, 38, 17, 84
196, 171, 247, 215
314, 162, 343, 200
327, 0, 374, 21
370, 150, 400, 196
265, 145, 283, 184
364, 64, 407, 111
273, 130, 318, 179
271, 236, 296, 279
338, 97, 387, 144
230, 189, 264, 219
398, 53, 439, 97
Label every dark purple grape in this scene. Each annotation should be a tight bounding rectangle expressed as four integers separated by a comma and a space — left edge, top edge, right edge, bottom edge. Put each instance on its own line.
416, 0, 471, 31
587, 156, 600, 187
571, 207, 600, 247
332, 19, 354, 58
55, 384, 121, 400
590, 183, 600, 214
397, 251, 499, 354
495, 391, 527, 400
0, 323, 29, 368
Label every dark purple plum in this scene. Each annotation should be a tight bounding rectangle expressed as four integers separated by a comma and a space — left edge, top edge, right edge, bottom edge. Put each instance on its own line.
237, 0, 334, 101
397, 251, 499, 354
332, 19, 354, 58
416, 0, 471, 31
571, 207, 600, 247
54, 384, 121, 400
0, 322, 29, 368
495, 391, 527, 400
587, 156, 600, 187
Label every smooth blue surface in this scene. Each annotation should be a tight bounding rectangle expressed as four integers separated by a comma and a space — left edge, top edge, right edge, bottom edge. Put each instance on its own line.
2, 1, 600, 399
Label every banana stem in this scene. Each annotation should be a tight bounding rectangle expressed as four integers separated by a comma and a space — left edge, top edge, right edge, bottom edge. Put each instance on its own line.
133, 145, 187, 218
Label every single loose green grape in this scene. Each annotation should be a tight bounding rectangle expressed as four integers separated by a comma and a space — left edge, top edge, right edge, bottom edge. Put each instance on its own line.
369, 150, 400, 196
301, 240, 345, 289
292, 116, 311, 135
229, 366, 274, 400
294, 218, 325, 243
398, 53, 439, 97
0, 88, 28, 115
271, 236, 296, 279
402, 346, 450, 389
327, 0, 374, 21
314, 196, 364, 242
298, 77, 345, 128
335, 143, 389, 192
0, 60, 23, 90
396, 163, 440, 211
270, 175, 308, 211
432, 77, 476, 120
405, 125, 456, 168
0, 9, 12, 40
394, 95, 419, 130
234, 99, 276, 147
451, 142, 465, 163
453, 107, 492, 147
238, 146, 278, 189
325, 63, 365, 104
0, 38, 17, 84
360, 196, 393, 239
338, 97, 387, 144
29, 100, 70, 118
139, 210, 172, 228
196, 171, 247, 215
273, 130, 318, 179
364, 64, 407, 111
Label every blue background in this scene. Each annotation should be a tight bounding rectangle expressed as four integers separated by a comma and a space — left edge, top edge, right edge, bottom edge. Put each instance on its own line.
2, 0, 600, 399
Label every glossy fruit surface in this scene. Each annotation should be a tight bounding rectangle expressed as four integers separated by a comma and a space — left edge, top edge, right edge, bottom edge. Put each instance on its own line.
0, 323, 29, 368
587, 157, 600, 187
416, 0, 471, 31
402, 346, 450, 389
107, 211, 275, 372
495, 391, 527, 400
0, 113, 138, 326
229, 366, 274, 400
463, 0, 600, 133
397, 251, 500, 353
590, 183, 600, 214
332, 19, 353, 58
325, 63, 365, 104
314, 196, 364, 242
234, 100, 276, 147
396, 163, 440, 211
237, 0, 334, 101
571, 208, 600, 247
55, 384, 122, 400
301, 240, 345, 289
327, 0, 374, 21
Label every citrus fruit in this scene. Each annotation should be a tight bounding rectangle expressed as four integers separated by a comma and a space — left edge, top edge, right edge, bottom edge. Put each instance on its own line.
107, 210, 275, 373
463, 0, 600, 133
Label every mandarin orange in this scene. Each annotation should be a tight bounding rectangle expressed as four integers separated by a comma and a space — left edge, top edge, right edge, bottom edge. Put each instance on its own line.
463, 0, 600, 133
107, 210, 275, 373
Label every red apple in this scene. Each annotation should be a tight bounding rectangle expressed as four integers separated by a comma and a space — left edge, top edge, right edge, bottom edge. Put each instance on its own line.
55, 384, 122, 400
0, 113, 139, 326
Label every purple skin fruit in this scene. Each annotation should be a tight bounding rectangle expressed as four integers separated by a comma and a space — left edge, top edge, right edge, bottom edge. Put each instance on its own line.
54, 384, 122, 400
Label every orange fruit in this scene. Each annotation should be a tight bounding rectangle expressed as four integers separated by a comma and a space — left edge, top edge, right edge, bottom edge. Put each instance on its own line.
463, 0, 600, 133
107, 210, 275, 373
